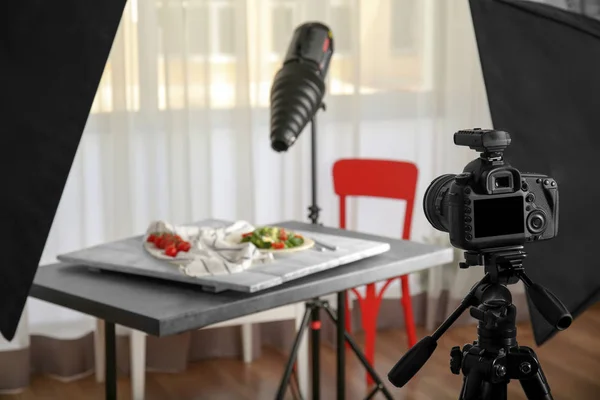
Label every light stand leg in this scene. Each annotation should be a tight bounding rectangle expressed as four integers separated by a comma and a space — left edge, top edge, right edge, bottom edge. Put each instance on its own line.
276, 308, 312, 399
277, 300, 392, 400
323, 307, 394, 400
311, 303, 321, 400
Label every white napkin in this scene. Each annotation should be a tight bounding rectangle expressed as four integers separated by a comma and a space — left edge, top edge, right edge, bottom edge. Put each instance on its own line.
144, 220, 273, 278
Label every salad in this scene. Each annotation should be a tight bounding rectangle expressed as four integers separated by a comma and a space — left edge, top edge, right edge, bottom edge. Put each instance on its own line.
240, 226, 305, 250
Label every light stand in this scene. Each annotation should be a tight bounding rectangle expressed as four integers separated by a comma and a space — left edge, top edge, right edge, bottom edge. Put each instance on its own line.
275, 107, 395, 400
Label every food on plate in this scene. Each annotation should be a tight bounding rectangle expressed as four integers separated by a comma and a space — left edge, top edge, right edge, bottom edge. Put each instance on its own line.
240, 226, 304, 250
146, 232, 192, 257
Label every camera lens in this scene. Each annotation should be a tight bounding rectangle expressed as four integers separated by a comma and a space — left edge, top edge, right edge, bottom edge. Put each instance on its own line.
423, 174, 456, 233
527, 210, 547, 234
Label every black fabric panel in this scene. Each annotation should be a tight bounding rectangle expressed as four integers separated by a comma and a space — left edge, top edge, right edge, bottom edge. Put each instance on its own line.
469, 0, 600, 345
0, 1, 126, 339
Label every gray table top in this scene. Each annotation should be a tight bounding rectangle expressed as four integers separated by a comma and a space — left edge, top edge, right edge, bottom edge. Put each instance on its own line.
31, 221, 453, 337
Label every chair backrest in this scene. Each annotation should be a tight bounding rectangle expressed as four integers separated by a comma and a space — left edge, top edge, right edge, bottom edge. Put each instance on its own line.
332, 159, 418, 240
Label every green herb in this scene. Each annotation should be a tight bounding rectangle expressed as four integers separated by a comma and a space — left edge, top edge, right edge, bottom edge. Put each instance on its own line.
239, 227, 305, 250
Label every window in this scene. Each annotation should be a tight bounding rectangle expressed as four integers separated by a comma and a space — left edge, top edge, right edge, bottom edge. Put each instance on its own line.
165, 0, 236, 59
390, 0, 418, 53
90, 0, 433, 114
214, 2, 236, 55
330, 2, 352, 55
270, 0, 296, 56
186, 1, 209, 56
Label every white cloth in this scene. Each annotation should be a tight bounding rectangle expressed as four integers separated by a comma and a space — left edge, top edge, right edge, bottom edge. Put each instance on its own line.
144, 220, 273, 277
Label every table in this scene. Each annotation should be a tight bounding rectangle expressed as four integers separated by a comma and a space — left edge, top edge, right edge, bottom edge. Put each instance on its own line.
30, 221, 453, 399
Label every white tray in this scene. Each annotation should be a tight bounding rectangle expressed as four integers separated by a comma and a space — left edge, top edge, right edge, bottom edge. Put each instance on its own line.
57, 219, 391, 293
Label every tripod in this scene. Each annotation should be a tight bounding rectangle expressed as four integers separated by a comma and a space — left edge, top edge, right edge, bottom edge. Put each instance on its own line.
276, 106, 394, 400
388, 246, 572, 400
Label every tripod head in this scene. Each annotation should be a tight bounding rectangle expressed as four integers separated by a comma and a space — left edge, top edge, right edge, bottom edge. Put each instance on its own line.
387, 246, 572, 391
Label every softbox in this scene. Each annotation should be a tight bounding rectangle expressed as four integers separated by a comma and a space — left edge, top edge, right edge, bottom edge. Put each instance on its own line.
0, 1, 126, 340
469, 0, 600, 345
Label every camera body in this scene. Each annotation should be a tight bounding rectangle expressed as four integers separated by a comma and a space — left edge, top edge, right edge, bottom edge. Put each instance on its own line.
424, 129, 559, 251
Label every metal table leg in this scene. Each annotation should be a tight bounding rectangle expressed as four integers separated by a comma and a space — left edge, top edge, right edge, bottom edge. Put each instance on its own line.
105, 321, 117, 400
336, 291, 346, 400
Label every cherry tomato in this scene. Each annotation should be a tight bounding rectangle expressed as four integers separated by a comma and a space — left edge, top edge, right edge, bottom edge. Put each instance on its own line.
295, 234, 303, 239
177, 241, 191, 252
242, 232, 253, 238
147, 234, 156, 243
174, 234, 183, 241
279, 233, 288, 241
272, 242, 285, 250
155, 238, 164, 249
165, 245, 178, 257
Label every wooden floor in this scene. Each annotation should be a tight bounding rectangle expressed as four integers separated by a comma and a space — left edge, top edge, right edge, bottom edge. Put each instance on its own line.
3, 305, 600, 399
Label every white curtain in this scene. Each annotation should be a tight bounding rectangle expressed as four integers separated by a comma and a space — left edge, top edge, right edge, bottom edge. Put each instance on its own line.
2, 0, 494, 351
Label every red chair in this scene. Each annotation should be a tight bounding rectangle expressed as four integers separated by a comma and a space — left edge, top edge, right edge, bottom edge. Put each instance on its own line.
332, 159, 418, 386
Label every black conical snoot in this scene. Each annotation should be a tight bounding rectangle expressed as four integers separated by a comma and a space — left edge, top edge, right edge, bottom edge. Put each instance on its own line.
270, 62, 325, 152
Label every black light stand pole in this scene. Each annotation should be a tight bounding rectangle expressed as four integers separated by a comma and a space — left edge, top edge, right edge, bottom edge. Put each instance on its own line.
308, 104, 325, 225
274, 104, 394, 400
308, 104, 325, 400
308, 104, 346, 399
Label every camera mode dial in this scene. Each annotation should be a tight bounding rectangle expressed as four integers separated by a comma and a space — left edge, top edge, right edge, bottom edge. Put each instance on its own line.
455, 173, 472, 186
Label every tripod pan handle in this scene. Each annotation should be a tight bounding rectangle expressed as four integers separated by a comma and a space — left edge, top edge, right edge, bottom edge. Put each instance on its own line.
388, 336, 437, 387
527, 283, 572, 330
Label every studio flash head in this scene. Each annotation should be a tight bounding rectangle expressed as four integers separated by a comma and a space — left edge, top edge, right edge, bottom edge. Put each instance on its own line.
270, 22, 334, 152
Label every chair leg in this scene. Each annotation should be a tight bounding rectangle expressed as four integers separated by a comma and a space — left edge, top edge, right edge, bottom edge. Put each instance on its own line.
400, 275, 417, 347
241, 324, 253, 364
94, 319, 105, 383
362, 283, 378, 387
131, 330, 146, 400
295, 303, 309, 397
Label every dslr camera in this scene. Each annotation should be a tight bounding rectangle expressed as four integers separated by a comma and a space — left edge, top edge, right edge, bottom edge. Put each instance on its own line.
423, 129, 559, 251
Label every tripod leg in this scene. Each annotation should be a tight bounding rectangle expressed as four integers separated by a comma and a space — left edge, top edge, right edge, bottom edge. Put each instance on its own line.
459, 377, 467, 400
481, 382, 507, 400
519, 364, 553, 399
276, 307, 312, 400
322, 307, 394, 400
459, 375, 507, 400
462, 370, 484, 400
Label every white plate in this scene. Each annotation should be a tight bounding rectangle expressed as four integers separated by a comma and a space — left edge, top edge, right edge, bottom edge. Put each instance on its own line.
258, 237, 315, 254
226, 233, 315, 254
143, 241, 196, 263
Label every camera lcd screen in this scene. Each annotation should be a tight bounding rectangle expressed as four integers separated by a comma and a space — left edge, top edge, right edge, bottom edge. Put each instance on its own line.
473, 196, 524, 238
